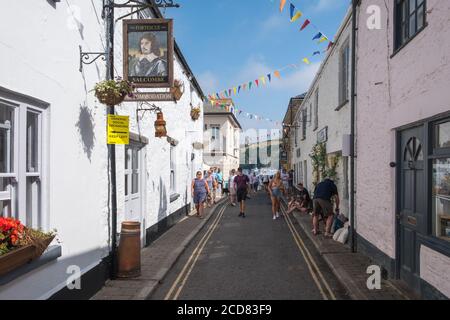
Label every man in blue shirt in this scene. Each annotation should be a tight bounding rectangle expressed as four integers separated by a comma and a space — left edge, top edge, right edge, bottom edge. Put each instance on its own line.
312, 178, 340, 237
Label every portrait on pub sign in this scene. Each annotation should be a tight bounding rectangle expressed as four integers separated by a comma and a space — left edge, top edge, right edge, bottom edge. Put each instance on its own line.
123, 19, 174, 88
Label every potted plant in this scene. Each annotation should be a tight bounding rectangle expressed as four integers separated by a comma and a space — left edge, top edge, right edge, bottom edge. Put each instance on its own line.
170, 79, 184, 101
0, 217, 56, 276
93, 77, 135, 106
190, 105, 201, 121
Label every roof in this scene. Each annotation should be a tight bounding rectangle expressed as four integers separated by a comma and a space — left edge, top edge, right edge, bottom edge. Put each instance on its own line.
204, 99, 242, 129
283, 93, 306, 125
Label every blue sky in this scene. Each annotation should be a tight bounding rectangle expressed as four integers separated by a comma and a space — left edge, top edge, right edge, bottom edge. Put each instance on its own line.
163, 0, 350, 134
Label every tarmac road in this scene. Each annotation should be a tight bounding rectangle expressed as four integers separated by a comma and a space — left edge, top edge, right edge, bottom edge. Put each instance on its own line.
151, 191, 350, 300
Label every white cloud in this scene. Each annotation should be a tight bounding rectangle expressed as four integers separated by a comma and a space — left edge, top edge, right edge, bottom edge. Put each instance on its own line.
197, 70, 220, 94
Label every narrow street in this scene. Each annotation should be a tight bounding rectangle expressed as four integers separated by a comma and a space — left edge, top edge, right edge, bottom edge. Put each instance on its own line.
151, 192, 350, 300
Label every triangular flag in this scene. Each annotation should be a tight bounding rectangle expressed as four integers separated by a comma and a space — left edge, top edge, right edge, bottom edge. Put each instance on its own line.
318, 36, 328, 43
279, 0, 286, 12
267, 74, 272, 82
327, 41, 334, 50
216, 93, 220, 99
312, 32, 322, 40
249, 81, 253, 90
313, 51, 321, 56
228, 89, 232, 96
224, 90, 228, 97
233, 87, 237, 95
290, 3, 295, 20
290, 4, 302, 22
238, 85, 241, 93
260, 76, 266, 85
274, 70, 281, 78
303, 58, 311, 65
243, 83, 247, 91
300, 19, 310, 31
255, 79, 259, 87
239, 110, 243, 115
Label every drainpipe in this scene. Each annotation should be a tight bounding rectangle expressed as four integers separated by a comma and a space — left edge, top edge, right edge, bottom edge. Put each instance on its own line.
350, 0, 359, 253
106, 0, 118, 278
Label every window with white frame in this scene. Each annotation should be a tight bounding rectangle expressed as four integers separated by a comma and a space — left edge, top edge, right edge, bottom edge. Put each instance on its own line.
0, 97, 47, 230
339, 42, 350, 106
170, 145, 176, 193
314, 89, 319, 131
210, 125, 220, 151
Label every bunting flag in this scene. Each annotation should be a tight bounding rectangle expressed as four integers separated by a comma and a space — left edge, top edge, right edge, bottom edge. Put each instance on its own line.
290, 4, 302, 22
243, 83, 247, 91
279, 0, 286, 12
260, 76, 266, 85
327, 41, 334, 50
255, 79, 259, 87
300, 19, 310, 31
267, 74, 272, 82
274, 70, 281, 78
228, 89, 232, 96
249, 81, 253, 90
238, 85, 241, 93
313, 51, 321, 56
318, 36, 328, 43
302, 58, 311, 65
233, 87, 237, 95
312, 32, 322, 40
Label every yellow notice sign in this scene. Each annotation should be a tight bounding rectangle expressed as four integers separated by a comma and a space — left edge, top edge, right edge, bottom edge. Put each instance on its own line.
107, 115, 129, 145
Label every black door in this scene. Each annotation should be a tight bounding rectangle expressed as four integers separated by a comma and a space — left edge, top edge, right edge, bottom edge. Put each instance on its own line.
399, 126, 426, 289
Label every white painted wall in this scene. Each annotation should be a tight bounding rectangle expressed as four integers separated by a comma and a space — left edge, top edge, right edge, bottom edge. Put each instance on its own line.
292, 11, 352, 217
0, 1, 204, 299
356, 0, 450, 297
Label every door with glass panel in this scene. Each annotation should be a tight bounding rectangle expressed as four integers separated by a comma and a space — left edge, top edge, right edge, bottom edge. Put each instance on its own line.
399, 126, 425, 289
124, 142, 144, 224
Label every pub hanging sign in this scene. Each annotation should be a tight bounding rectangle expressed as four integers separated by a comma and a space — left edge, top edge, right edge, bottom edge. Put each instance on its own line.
123, 19, 174, 88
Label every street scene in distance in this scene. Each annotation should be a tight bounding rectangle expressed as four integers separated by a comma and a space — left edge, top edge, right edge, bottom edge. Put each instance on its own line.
0, 0, 449, 303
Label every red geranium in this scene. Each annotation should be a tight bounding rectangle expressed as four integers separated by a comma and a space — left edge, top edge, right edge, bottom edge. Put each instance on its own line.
0, 217, 25, 254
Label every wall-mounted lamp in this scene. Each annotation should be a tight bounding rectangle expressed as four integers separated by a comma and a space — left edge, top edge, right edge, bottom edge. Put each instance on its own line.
136, 103, 167, 138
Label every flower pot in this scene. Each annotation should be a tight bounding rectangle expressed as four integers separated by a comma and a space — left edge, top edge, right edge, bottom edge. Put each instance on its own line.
0, 245, 35, 277
190, 109, 200, 121
95, 92, 126, 106
31, 235, 55, 259
170, 87, 183, 101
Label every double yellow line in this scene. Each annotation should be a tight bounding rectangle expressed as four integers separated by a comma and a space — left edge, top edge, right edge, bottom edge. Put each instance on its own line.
281, 205, 337, 300
164, 203, 228, 300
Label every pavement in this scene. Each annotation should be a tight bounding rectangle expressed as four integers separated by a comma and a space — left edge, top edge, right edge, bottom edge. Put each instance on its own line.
92, 197, 227, 300
280, 196, 420, 300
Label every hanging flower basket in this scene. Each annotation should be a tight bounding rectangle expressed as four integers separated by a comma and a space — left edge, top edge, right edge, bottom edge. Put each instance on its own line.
0, 217, 56, 277
190, 107, 201, 121
170, 79, 184, 101
93, 78, 135, 106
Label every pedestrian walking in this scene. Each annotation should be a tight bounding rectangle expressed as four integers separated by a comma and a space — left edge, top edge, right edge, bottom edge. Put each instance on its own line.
312, 178, 340, 237
205, 169, 215, 207
191, 171, 210, 219
234, 167, 250, 218
228, 169, 237, 206
268, 171, 286, 220
216, 168, 223, 196
251, 172, 259, 193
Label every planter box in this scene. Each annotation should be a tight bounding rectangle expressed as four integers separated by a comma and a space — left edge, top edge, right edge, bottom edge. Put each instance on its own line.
170, 87, 183, 101
0, 245, 35, 277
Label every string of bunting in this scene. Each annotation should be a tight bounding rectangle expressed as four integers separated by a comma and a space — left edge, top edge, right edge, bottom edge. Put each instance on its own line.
207, 0, 334, 101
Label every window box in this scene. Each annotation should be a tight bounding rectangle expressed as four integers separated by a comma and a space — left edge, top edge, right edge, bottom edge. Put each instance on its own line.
0, 245, 35, 277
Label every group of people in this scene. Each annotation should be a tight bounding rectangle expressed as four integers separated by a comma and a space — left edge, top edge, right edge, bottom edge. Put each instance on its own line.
191, 168, 223, 219
192, 166, 341, 238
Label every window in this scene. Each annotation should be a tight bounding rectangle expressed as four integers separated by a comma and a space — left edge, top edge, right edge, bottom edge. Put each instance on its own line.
431, 120, 450, 242
170, 145, 176, 193
303, 160, 308, 188
339, 42, 350, 105
314, 89, 319, 130
302, 109, 307, 140
223, 136, 227, 154
210, 125, 220, 151
395, 0, 426, 50
0, 97, 47, 229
